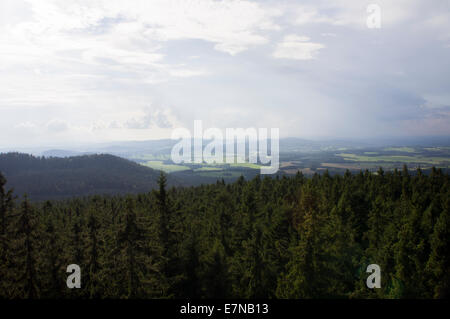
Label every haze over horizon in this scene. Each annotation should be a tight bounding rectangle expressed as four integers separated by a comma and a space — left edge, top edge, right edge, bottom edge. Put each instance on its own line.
1, 0, 449, 148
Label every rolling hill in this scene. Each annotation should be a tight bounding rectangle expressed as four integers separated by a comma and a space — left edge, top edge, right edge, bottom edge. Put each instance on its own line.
0, 152, 177, 201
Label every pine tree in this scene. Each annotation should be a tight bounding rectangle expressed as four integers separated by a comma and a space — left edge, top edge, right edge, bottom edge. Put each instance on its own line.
13, 197, 40, 298
0, 173, 14, 298
277, 185, 328, 298
426, 193, 450, 298
85, 210, 102, 298
41, 216, 64, 298
156, 173, 169, 252
201, 240, 229, 298
115, 197, 154, 298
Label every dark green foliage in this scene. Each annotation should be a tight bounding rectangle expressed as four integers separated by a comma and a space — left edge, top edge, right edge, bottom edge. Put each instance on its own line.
13, 197, 40, 298
0, 153, 177, 201
0, 167, 448, 299
0, 173, 14, 297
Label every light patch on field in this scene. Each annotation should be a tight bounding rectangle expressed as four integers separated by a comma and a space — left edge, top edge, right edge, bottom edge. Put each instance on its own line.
142, 160, 190, 173
383, 147, 416, 153
321, 163, 364, 170
229, 163, 261, 169
284, 168, 314, 175
280, 161, 291, 168
424, 147, 450, 151
131, 154, 171, 161
336, 153, 449, 165
280, 161, 299, 168
194, 167, 223, 172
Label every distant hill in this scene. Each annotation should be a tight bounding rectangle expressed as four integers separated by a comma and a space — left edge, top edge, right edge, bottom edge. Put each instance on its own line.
41, 149, 87, 157
0, 153, 176, 201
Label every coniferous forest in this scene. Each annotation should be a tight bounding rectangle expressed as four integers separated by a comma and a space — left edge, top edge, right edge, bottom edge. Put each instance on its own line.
0, 167, 448, 299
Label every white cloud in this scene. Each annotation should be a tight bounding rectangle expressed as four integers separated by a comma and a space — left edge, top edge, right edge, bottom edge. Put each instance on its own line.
6, 0, 280, 58
46, 119, 69, 132
89, 106, 178, 131
273, 35, 325, 60
321, 33, 337, 37
0, 0, 279, 115
295, 7, 336, 25
129, 0, 280, 55
1, 0, 450, 147
14, 121, 37, 130
291, 0, 430, 29
169, 68, 208, 78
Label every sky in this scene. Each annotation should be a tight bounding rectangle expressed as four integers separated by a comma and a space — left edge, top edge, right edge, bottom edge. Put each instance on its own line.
0, 0, 449, 148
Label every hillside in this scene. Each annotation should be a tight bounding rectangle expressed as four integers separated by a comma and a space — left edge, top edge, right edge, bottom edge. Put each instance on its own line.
0, 153, 176, 201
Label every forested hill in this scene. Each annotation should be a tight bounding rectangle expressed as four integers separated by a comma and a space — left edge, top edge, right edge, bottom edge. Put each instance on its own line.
0, 153, 176, 201
0, 168, 448, 298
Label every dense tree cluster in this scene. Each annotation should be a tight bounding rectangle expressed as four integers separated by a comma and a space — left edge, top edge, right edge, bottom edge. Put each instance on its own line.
0, 166, 448, 299
0, 153, 177, 201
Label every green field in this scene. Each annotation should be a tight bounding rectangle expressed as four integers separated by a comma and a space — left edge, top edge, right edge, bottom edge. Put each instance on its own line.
383, 147, 416, 153
132, 145, 450, 179
194, 166, 223, 172
130, 154, 171, 161
142, 160, 190, 173
139, 159, 264, 179
336, 153, 449, 165
229, 162, 261, 169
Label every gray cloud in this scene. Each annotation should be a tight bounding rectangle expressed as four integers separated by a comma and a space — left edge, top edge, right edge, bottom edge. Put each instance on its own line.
124, 107, 173, 129
0, 0, 449, 147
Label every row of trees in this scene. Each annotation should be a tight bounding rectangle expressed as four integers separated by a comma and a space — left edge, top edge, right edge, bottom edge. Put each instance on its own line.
0, 166, 448, 298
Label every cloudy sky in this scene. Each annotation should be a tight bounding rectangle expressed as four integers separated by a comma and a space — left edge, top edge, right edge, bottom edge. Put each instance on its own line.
0, 0, 449, 148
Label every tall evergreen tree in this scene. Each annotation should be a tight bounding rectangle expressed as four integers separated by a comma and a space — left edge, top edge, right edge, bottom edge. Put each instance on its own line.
13, 197, 40, 298
0, 173, 13, 298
